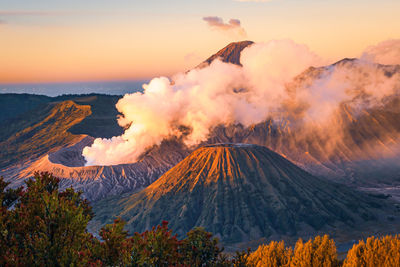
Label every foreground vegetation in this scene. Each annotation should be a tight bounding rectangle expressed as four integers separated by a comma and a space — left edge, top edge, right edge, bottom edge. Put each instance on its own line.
1, 172, 399, 266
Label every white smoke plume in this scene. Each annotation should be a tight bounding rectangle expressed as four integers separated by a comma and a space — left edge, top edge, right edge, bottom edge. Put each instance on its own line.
361, 39, 400, 65
83, 39, 400, 166
296, 60, 400, 124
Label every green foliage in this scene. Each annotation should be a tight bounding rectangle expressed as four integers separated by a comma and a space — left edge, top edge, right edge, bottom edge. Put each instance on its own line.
2, 172, 400, 266
97, 218, 133, 266
0, 176, 22, 208
0, 173, 226, 266
180, 227, 222, 266
232, 249, 251, 267
0, 172, 93, 266
128, 220, 181, 266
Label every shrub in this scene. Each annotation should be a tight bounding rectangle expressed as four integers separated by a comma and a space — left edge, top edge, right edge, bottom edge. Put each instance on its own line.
181, 227, 222, 266
0, 172, 93, 266
291, 235, 339, 267
2, 172, 400, 267
343, 235, 400, 267
130, 220, 182, 266
247, 240, 292, 267
98, 218, 133, 266
247, 235, 339, 267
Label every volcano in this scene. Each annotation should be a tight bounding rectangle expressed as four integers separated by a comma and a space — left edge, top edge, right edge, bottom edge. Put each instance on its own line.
2, 41, 400, 203
93, 144, 384, 244
197, 40, 254, 68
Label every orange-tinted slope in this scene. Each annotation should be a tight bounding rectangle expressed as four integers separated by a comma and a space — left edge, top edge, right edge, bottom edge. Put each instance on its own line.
197, 40, 254, 68
0, 101, 90, 168
93, 144, 384, 244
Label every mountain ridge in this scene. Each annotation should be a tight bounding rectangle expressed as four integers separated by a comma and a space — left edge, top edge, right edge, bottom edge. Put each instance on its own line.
197, 40, 254, 68
0, 100, 91, 168
92, 144, 387, 245
2, 41, 400, 202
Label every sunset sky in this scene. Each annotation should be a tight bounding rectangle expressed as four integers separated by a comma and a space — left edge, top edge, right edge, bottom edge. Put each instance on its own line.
1, 0, 400, 83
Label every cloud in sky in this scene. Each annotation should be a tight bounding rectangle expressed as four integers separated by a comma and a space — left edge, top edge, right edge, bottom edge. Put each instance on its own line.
203, 16, 246, 37
0, 10, 63, 16
361, 39, 400, 65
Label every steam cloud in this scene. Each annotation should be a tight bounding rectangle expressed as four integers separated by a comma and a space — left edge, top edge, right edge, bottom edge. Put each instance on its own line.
83, 39, 400, 166
361, 39, 400, 65
203, 16, 246, 37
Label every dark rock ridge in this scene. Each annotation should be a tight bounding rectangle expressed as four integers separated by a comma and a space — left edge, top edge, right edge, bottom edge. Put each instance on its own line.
2, 137, 189, 202
93, 144, 383, 244
197, 40, 254, 68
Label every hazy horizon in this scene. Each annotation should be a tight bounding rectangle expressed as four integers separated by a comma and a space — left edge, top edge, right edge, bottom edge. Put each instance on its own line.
0, 79, 147, 96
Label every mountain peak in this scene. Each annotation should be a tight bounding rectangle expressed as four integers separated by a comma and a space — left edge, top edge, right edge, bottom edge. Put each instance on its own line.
332, 57, 357, 66
197, 40, 254, 68
93, 143, 383, 245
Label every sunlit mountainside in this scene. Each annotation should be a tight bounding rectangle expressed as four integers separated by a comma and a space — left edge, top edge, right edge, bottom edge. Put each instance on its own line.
2, 0, 400, 264
1, 41, 400, 252
2, 41, 400, 203
91, 144, 396, 249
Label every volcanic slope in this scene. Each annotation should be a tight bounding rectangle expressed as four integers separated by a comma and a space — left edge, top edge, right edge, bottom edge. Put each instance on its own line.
197, 40, 254, 68
0, 94, 188, 201
0, 94, 124, 169
93, 144, 384, 244
0, 101, 91, 168
4, 41, 400, 202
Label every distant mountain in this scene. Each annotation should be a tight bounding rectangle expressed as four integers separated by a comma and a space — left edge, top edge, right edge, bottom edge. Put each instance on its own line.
0, 94, 51, 123
197, 40, 254, 68
0, 94, 124, 139
2, 42, 400, 203
56, 94, 124, 138
0, 93, 188, 201
0, 101, 91, 169
204, 60, 400, 185
92, 144, 385, 245
0, 94, 125, 167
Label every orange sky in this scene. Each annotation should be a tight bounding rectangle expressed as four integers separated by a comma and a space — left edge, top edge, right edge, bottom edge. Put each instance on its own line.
1, 0, 400, 83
